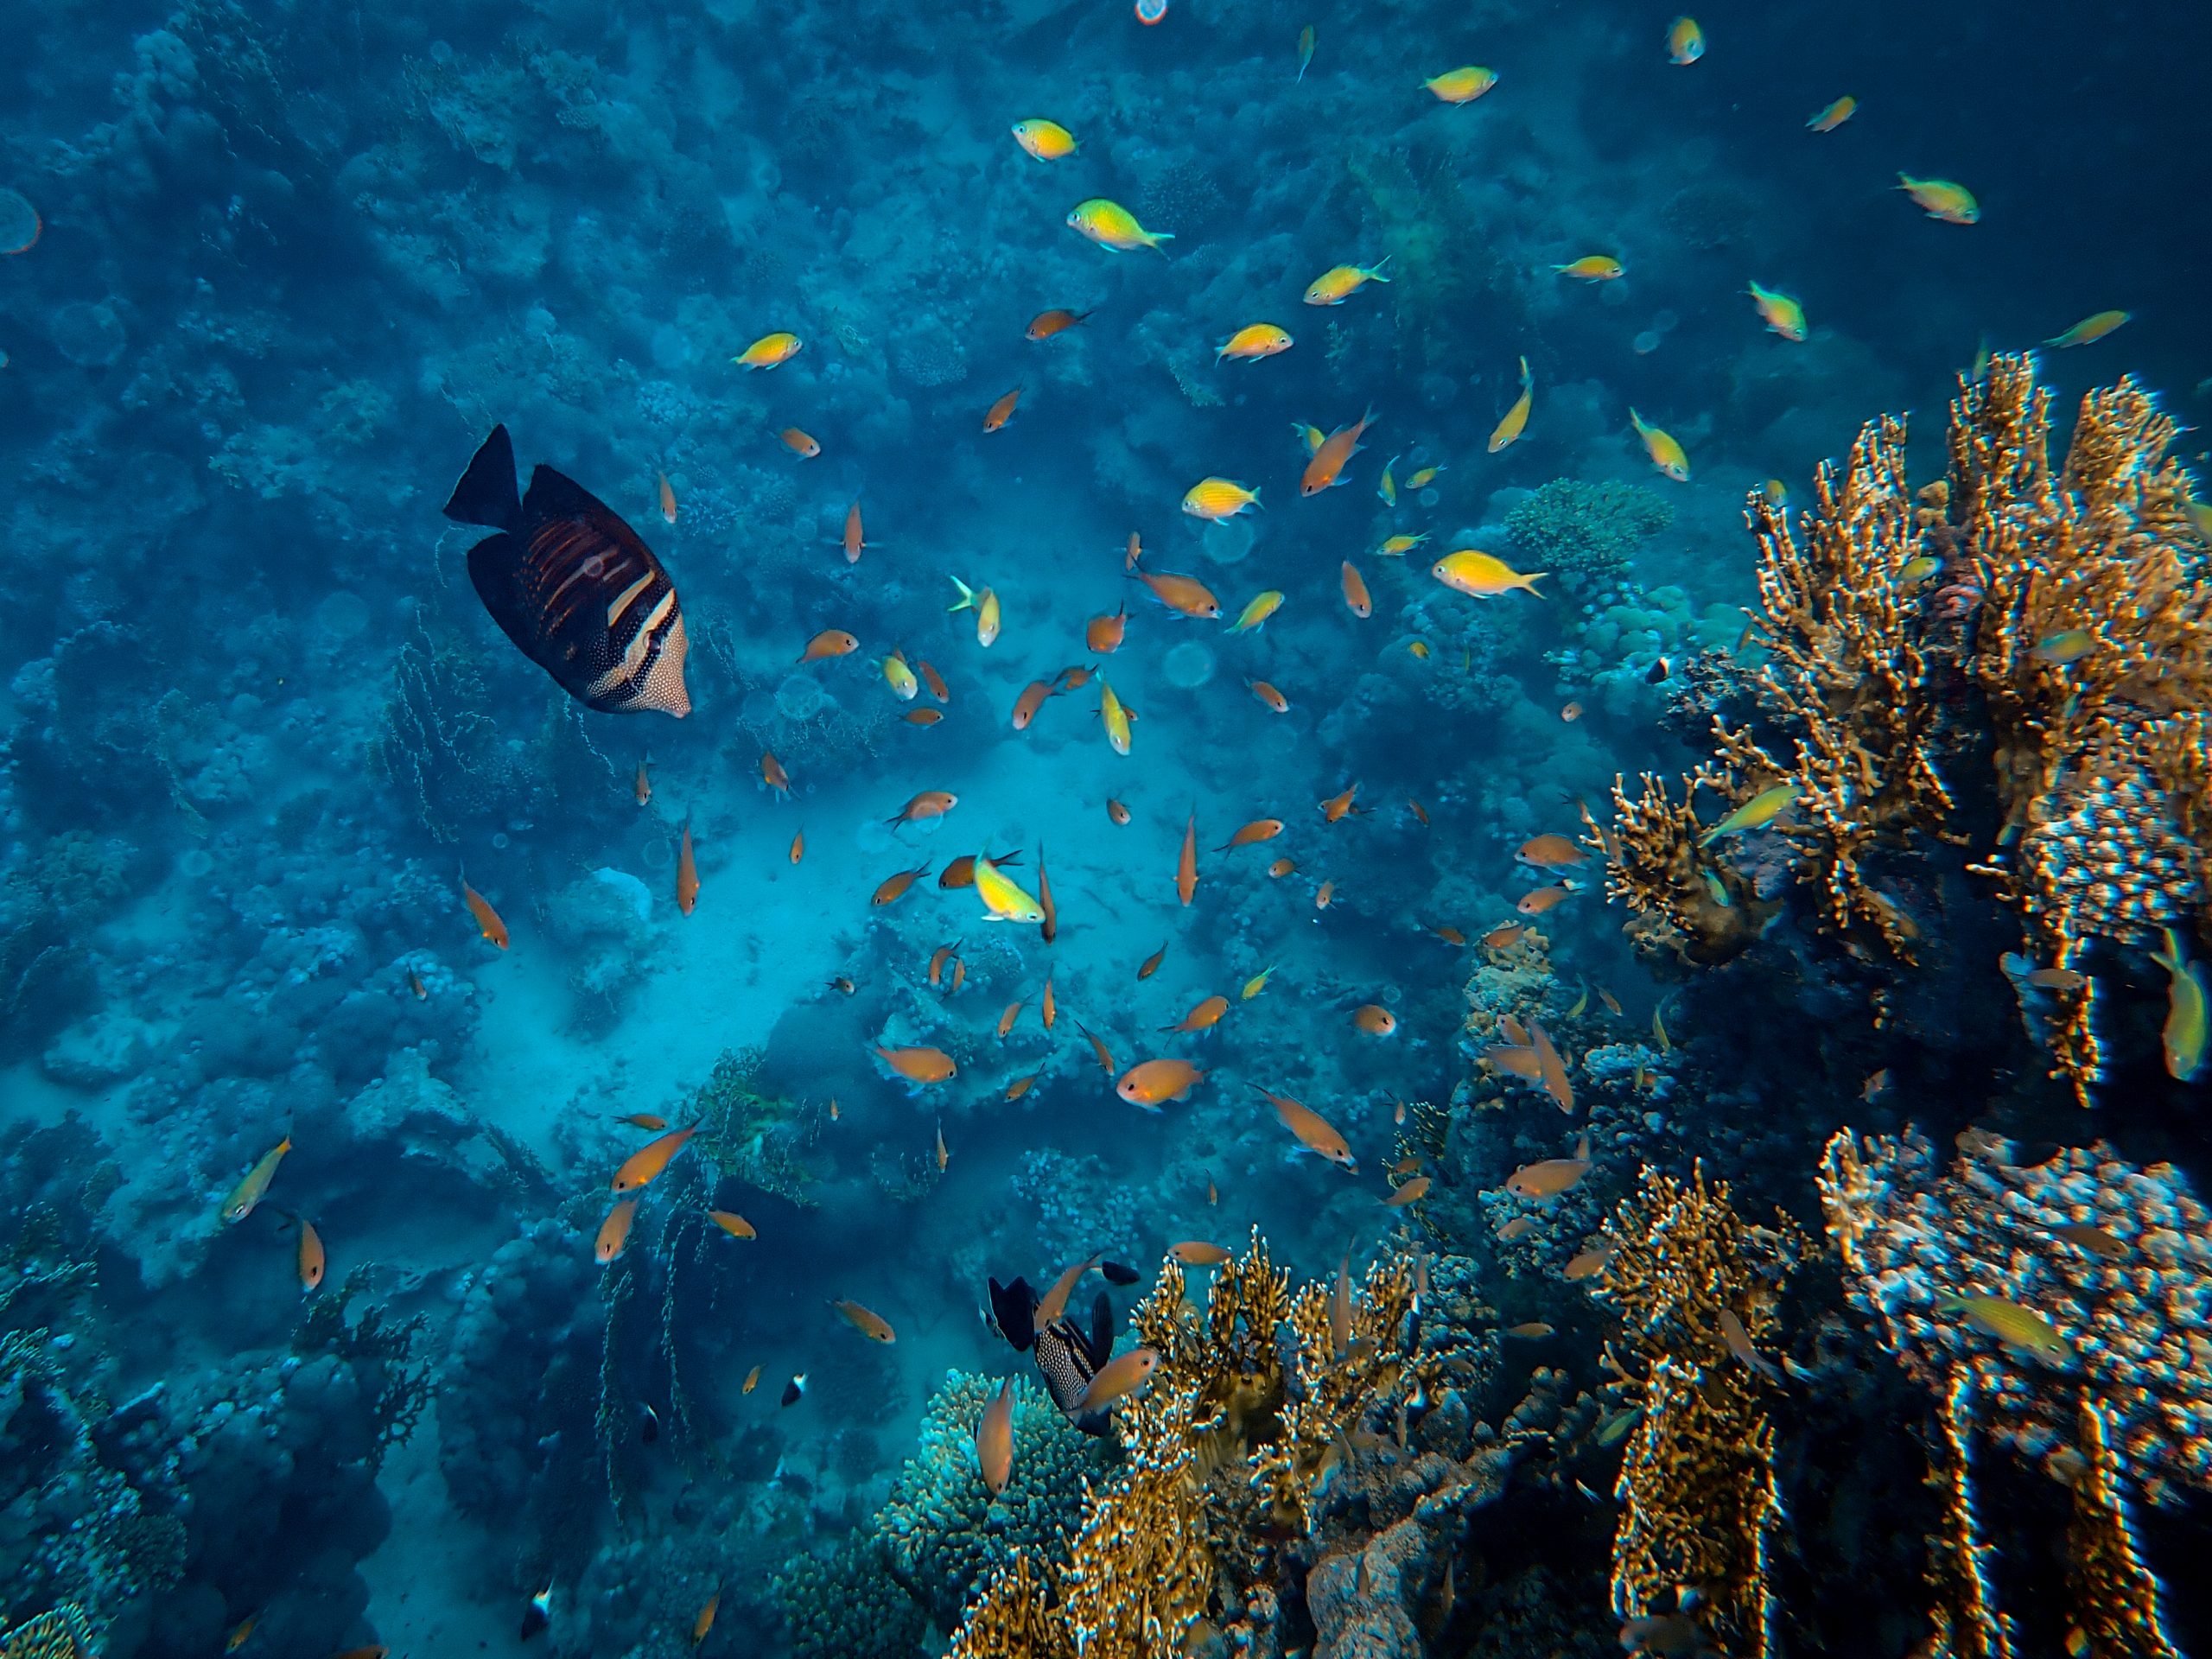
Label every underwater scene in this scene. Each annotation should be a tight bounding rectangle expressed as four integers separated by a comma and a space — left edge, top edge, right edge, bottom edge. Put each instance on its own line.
5, 0, 2212, 1655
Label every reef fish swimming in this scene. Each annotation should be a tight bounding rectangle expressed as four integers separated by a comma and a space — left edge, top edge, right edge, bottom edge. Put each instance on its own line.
442, 426, 692, 716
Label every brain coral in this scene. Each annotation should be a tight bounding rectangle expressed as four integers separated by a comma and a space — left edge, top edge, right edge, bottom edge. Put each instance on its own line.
1506, 478, 1675, 582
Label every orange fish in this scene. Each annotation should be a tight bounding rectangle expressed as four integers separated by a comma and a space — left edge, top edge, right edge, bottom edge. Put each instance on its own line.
1269, 856, 1297, 877
658, 472, 678, 524
634, 757, 652, 805
1171, 1240, 1230, 1265
743, 1364, 762, 1394
935, 1120, 950, 1172
875, 1044, 957, 1084
1352, 1004, 1397, 1036
790, 830, 805, 864
1517, 885, 1574, 916
1219, 818, 1285, 850
1012, 680, 1056, 730
613, 1126, 698, 1192
828, 976, 856, 995
1249, 679, 1290, 713
1529, 1021, 1575, 1114
1117, 1058, 1206, 1108
929, 942, 958, 987
1042, 970, 1058, 1030
613, 1113, 668, 1129
798, 628, 860, 662
596, 1198, 639, 1263
1055, 664, 1094, 691
1560, 701, 1583, 721
1124, 531, 1144, 570
984, 385, 1024, 432
1483, 923, 1529, 949
918, 660, 950, 702
842, 501, 868, 564
1178, 814, 1198, 906
940, 851, 1020, 890
1138, 943, 1167, 979
461, 880, 509, 949
873, 863, 932, 905
888, 790, 959, 827
998, 1000, 1024, 1038
1087, 606, 1128, 652
296, 1216, 326, 1292
1564, 1245, 1612, 1281
833, 1298, 898, 1343
1006, 1072, 1039, 1101
709, 1210, 757, 1239
1516, 834, 1586, 868
1340, 561, 1372, 618
1255, 1085, 1357, 1171
1108, 798, 1133, 826
676, 821, 700, 916
1315, 879, 1337, 909
1301, 407, 1378, 496
1038, 851, 1058, 944
780, 427, 822, 458
1497, 1215, 1537, 1241
1077, 1018, 1116, 1073
406, 968, 428, 999
1319, 782, 1362, 823
693, 1592, 720, 1648
1134, 568, 1223, 620
903, 709, 944, 726
1162, 995, 1229, 1033
1504, 1321, 1554, 1339
1408, 799, 1430, 826
1074, 1346, 1160, 1415
1431, 925, 1466, 946
762, 751, 791, 795
1027, 308, 1092, 340
1506, 1158, 1591, 1199
977, 1377, 1015, 1496
1384, 1175, 1430, 1206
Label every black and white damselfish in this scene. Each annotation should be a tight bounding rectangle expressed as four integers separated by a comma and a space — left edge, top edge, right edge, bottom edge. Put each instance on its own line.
442, 425, 692, 717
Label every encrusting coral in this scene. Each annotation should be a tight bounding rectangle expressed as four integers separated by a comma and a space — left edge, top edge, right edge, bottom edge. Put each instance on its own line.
1588, 1163, 1807, 1659
1588, 357, 2212, 1102
1819, 1127, 2207, 1657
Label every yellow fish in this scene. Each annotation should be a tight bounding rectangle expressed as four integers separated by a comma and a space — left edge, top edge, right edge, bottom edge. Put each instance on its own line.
1292, 421, 1326, 455
2044, 310, 2130, 349
1304, 258, 1391, 305
1011, 118, 1078, 161
1229, 590, 1285, 633
1936, 1294, 2068, 1362
1807, 95, 1857, 132
733, 332, 803, 370
1296, 23, 1316, 81
1217, 323, 1293, 362
1666, 15, 1705, 63
1488, 356, 1532, 453
1899, 554, 1942, 584
1066, 197, 1172, 252
1241, 964, 1275, 1001
1897, 175, 1980, 225
1182, 476, 1262, 521
947, 576, 1001, 646
1432, 548, 1545, 599
881, 651, 918, 700
1552, 255, 1624, 282
1376, 454, 1399, 506
1699, 782, 1796, 845
1630, 409, 1690, 481
975, 855, 1046, 925
1406, 464, 1444, 490
1099, 678, 1135, 756
221, 1135, 292, 1224
1423, 66, 1497, 104
2152, 927, 2208, 1082
1747, 282, 1807, 342
1379, 532, 1428, 557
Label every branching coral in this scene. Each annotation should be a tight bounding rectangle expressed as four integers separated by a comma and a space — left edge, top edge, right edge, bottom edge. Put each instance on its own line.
1584, 768, 1782, 965
685, 1047, 817, 1205
944, 1231, 1435, 1658
0, 1604, 96, 1659
1507, 478, 1674, 584
1590, 1164, 1806, 1658
1589, 358, 2212, 1102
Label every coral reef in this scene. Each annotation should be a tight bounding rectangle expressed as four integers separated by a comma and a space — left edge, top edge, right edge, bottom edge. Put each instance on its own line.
1507, 479, 1675, 586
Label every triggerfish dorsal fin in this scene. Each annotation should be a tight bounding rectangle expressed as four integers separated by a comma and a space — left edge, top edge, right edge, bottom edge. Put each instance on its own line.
988, 1275, 1039, 1353
442, 423, 522, 532
1085, 1289, 1112, 1370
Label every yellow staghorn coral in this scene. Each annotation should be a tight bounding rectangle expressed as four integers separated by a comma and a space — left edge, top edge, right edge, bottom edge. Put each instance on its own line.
2066, 1394, 2183, 1659
1583, 765, 1781, 964
0, 1605, 95, 1659
1589, 1164, 1806, 1658
945, 1231, 1434, 1659
1922, 1370, 2017, 1659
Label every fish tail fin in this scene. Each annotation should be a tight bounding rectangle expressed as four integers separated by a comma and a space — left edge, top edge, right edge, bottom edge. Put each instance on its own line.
1250, 487, 1264, 511
1148, 231, 1176, 254
1369, 255, 1393, 282
1518, 355, 1532, 386
2153, 926, 2184, 973
443, 425, 522, 531
947, 575, 976, 613
1521, 570, 1548, 595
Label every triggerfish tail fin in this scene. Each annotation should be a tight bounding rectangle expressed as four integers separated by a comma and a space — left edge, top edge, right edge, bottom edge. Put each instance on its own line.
442, 424, 523, 533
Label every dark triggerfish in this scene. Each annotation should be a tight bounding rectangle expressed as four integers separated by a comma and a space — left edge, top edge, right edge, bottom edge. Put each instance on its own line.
443, 425, 692, 716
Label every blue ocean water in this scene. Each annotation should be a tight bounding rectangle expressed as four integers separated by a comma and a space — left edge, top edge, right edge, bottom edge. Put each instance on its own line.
3, 0, 2210, 1655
